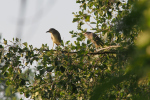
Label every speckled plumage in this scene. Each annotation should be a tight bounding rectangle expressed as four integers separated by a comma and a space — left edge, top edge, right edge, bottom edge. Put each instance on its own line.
84, 32, 104, 48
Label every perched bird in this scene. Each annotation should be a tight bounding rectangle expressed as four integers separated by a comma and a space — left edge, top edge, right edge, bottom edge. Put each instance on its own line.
84, 32, 104, 48
46, 28, 62, 49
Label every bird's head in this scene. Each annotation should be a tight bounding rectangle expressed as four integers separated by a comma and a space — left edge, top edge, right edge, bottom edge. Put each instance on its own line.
84, 32, 94, 40
46, 28, 56, 33
84, 32, 92, 37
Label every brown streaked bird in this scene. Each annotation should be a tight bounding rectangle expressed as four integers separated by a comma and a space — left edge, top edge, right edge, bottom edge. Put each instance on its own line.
84, 32, 104, 48
46, 28, 62, 49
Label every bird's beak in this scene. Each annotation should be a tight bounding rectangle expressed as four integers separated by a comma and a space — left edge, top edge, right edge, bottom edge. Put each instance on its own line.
46, 31, 49, 33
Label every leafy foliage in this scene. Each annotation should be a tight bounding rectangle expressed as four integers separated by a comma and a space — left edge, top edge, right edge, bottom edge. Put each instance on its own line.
0, 0, 150, 100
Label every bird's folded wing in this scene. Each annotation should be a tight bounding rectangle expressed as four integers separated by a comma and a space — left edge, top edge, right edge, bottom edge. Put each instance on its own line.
93, 33, 104, 46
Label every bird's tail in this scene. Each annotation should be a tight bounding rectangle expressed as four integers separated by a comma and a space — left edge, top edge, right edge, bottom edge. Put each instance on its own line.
98, 39, 104, 46
95, 38, 104, 47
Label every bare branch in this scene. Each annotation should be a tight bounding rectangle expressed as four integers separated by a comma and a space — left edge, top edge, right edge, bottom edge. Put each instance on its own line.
85, 22, 93, 28
96, 45, 120, 52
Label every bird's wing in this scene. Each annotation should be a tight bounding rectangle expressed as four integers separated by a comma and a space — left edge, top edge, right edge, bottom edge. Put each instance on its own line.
53, 29, 61, 43
58, 34, 61, 42
92, 33, 104, 46
57, 32, 62, 43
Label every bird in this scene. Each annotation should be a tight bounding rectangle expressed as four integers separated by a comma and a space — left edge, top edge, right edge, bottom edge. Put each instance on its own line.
46, 28, 62, 49
84, 32, 104, 48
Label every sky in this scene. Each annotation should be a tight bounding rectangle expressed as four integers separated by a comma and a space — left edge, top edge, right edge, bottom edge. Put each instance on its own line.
0, 0, 80, 49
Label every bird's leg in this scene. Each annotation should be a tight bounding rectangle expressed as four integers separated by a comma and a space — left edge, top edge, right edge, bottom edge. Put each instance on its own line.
52, 42, 54, 49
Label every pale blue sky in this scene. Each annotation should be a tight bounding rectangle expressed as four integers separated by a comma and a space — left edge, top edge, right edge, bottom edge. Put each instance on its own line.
0, 0, 81, 48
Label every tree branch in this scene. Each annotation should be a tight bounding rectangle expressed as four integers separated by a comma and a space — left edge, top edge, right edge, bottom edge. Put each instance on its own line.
96, 45, 120, 52
38, 45, 120, 55
85, 21, 93, 28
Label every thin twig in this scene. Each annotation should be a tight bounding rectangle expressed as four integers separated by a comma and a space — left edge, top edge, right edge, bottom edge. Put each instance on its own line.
85, 21, 93, 28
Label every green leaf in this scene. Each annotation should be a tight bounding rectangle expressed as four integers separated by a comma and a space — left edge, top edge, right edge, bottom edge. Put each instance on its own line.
1, 64, 9, 74
79, 11, 82, 15
90, 22, 96, 24
76, 1, 81, 3
4, 72, 9, 77
0, 45, 3, 48
83, 3, 86, 10
23, 42, 28, 47
72, 34, 77, 38
40, 69, 45, 75
6, 80, 11, 85
20, 79, 26, 86
71, 45, 76, 50
37, 66, 43, 70
25, 91, 30, 98
85, 15, 90, 22
66, 41, 70, 45
73, 18, 80, 22
46, 66, 54, 72
4, 40, 7, 45
77, 37, 82, 41
8, 67, 13, 74
87, 39, 91, 44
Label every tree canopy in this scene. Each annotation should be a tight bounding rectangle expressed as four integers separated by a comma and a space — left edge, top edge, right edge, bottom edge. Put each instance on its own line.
0, 0, 150, 99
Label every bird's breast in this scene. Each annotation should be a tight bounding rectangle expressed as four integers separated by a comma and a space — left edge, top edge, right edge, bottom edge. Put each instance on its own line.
51, 33, 60, 44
